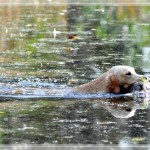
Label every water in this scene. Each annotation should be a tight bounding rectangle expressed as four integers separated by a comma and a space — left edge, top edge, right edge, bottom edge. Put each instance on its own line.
0, 2, 150, 148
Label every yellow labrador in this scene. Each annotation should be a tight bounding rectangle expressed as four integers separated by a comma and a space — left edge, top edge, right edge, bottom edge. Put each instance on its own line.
74, 65, 143, 94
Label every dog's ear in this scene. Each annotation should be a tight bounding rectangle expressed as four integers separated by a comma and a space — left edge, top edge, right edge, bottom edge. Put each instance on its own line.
107, 73, 120, 93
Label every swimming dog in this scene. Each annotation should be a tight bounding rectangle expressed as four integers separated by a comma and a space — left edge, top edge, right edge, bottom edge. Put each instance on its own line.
74, 65, 143, 94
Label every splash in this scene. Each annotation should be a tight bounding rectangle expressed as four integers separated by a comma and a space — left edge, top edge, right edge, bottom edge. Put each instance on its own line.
0, 81, 149, 100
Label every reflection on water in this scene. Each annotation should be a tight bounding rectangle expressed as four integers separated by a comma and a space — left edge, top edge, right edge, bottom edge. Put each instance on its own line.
0, 3, 150, 146
0, 96, 149, 145
96, 97, 149, 118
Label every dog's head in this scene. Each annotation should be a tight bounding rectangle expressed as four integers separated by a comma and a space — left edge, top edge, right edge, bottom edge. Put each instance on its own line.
106, 65, 143, 93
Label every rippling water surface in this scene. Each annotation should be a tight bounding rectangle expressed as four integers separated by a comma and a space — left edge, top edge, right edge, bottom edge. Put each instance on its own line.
0, 2, 150, 148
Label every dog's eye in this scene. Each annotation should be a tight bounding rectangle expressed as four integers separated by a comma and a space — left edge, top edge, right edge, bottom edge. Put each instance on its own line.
125, 72, 131, 76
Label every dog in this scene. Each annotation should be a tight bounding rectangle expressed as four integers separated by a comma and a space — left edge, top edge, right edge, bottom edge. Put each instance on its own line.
73, 65, 143, 94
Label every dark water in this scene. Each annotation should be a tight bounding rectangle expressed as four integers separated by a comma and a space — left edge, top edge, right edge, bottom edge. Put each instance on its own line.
0, 3, 150, 148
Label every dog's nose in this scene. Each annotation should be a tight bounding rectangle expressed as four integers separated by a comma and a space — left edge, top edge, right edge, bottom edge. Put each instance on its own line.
140, 76, 150, 83
133, 74, 144, 82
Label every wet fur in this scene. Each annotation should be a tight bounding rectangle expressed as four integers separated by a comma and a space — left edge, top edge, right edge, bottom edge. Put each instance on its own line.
74, 65, 142, 94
